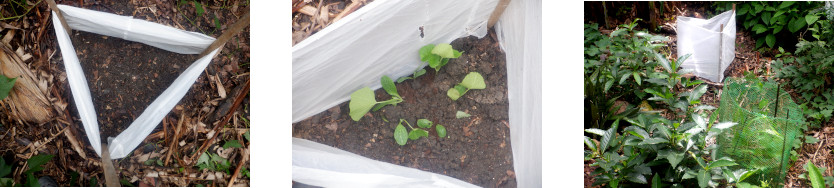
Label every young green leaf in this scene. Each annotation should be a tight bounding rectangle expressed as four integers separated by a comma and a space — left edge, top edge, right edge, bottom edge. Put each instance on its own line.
651, 173, 661, 188
25, 154, 53, 174
460, 72, 486, 89
414, 69, 426, 78
417, 119, 433, 128
447, 88, 462, 101
697, 169, 709, 188
0, 75, 16, 100
408, 129, 429, 140
419, 44, 435, 62
223, 140, 243, 149
349, 87, 377, 121
381, 76, 399, 97
436, 124, 446, 138
807, 162, 825, 188
195, 1, 204, 17
0, 158, 10, 178
708, 159, 737, 169
456, 111, 471, 118
244, 130, 250, 141
394, 121, 408, 146
431, 43, 456, 58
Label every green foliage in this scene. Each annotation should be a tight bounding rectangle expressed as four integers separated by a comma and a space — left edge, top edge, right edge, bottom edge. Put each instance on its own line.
420, 44, 462, 73
806, 162, 825, 188
393, 119, 445, 146
196, 152, 233, 174
447, 72, 486, 101
584, 21, 667, 131
455, 111, 471, 118
0, 74, 16, 101
349, 76, 404, 121
722, 1, 824, 49
772, 39, 834, 124
223, 140, 243, 149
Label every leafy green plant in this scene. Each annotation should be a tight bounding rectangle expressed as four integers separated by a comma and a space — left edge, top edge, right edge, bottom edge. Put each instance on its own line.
805, 162, 825, 188
23, 154, 53, 187
719, 1, 824, 49
195, 151, 232, 174
393, 119, 445, 146
447, 72, 486, 101
0, 74, 16, 100
772, 39, 834, 124
420, 43, 462, 73
349, 76, 404, 121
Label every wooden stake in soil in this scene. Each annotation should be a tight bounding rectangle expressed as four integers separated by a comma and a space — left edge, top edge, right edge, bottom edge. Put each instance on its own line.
101, 143, 121, 187
487, 0, 511, 28
45, 0, 72, 36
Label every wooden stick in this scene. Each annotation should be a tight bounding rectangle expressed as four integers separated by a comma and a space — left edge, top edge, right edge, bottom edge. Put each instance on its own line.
44, 0, 72, 36
227, 144, 249, 187
198, 9, 250, 57
165, 113, 185, 166
487, 0, 511, 28
101, 143, 121, 187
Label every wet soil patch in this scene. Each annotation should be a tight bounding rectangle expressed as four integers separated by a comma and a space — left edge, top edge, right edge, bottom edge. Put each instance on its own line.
68, 30, 198, 142
292, 31, 516, 187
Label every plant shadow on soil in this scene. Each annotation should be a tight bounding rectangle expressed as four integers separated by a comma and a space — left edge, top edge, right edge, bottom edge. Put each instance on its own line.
292, 31, 516, 187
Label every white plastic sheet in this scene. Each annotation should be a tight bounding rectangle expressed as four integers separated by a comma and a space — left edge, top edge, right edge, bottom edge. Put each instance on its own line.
292, 138, 479, 188
52, 5, 218, 159
676, 10, 736, 82
495, 0, 542, 187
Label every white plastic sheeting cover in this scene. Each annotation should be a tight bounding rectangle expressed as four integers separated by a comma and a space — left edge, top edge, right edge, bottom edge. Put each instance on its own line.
292, 0, 498, 123
293, 138, 479, 188
494, 0, 542, 187
676, 10, 736, 82
52, 5, 218, 159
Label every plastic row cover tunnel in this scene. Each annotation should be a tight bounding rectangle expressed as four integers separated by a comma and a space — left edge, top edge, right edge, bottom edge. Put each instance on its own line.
52, 5, 218, 159
291, 0, 541, 187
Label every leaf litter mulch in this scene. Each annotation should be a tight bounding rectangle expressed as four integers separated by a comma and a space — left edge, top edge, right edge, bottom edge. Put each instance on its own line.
583, 1, 834, 187
292, 29, 516, 187
0, 0, 249, 186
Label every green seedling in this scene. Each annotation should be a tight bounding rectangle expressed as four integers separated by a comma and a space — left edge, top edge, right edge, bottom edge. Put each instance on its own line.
349, 75, 404, 121
447, 72, 486, 101
420, 43, 462, 73
394, 119, 445, 146
0, 74, 16, 100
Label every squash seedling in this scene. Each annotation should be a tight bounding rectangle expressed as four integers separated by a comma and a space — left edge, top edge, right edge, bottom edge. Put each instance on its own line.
349, 75, 404, 121
394, 119, 446, 146
421, 43, 462, 73
447, 72, 486, 101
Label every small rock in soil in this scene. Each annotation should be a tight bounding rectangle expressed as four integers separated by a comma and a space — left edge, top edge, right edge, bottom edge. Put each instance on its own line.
38, 176, 58, 187
325, 122, 338, 131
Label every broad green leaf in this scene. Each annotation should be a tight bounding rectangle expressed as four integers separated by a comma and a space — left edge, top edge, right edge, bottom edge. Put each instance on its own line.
651, 173, 661, 188
0, 75, 15, 100
381, 76, 399, 97
244, 130, 250, 141
456, 111, 471, 118
408, 129, 429, 140
753, 24, 767, 34
627, 173, 648, 184
431, 43, 456, 58
761, 12, 771, 26
452, 49, 462, 58
460, 72, 486, 89
447, 88, 461, 101
349, 87, 377, 121
26, 154, 53, 174
766, 34, 775, 48
223, 140, 243, 149
427, 54, 442, 69
419, 44, 435, 62
417, 119, 433, 128
806, 14, 820, 25
738, 169, 758, 182
585, 128, 606, 136
697, 170, 709, 188
640, 138, 668, 145
789, 16, 806, 33
667, 151, 684, 168
0, 158, 10, 178
394, 122, 408, 146
436, 124, 446, 138
633, 72, 641, 86
195, 1, 204, 17
807, 162, 825, 188
779, 1, 795, 9
584, 136, 597, 151
197, 152, 210, 165
708, 159, 738, 169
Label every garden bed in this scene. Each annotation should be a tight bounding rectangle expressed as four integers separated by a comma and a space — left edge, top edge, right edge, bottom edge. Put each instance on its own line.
292, 31, 516, 187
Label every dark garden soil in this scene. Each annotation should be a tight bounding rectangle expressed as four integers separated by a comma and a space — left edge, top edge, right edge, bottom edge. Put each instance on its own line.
292, 30, 516, 187
69, 31, 198, 141
0, 0, 250, 186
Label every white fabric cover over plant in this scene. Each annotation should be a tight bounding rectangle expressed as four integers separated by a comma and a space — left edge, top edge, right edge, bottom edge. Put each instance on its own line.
52, 5, 218, 159
676, 10, 736, 82
291, 0, 542, 187
495, 0, 542, 187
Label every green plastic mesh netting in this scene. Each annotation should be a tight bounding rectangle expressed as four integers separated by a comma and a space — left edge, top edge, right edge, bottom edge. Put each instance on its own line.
716, 77, 806, 183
